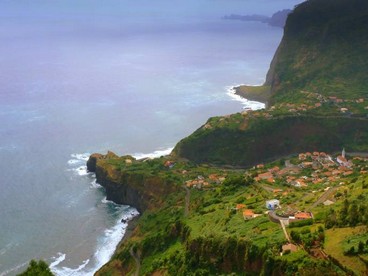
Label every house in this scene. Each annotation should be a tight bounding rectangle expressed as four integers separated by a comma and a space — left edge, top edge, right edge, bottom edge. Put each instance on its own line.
266, 199, 280, 210
294, 211, 313, 220
257, 172, 273, 180
236, 204, 246, 211
269, 166, 280, 173
299, 153, 307, 160
243, 209, 255, 220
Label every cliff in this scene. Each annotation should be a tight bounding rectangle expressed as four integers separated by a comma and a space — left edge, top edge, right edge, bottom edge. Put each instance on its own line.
92, 0, 368, 275
87, 152, 180, 213
267, 0, 368, 103
173, 0, 368, 167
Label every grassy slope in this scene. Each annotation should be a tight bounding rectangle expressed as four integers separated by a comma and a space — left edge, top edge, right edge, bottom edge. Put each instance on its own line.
97, 1, 368, 275
97, 154, 368, 275
270, 0, 368, 104
174, 115, 368, 167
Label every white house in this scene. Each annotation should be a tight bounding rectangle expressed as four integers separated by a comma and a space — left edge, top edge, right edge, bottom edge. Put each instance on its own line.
266, 199, 280, 210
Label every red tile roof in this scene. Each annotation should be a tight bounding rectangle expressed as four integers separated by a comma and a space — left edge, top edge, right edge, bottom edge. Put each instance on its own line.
295, 212, 312, 219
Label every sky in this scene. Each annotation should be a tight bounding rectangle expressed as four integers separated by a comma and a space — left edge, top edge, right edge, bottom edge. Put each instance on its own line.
0, 0, 304, 18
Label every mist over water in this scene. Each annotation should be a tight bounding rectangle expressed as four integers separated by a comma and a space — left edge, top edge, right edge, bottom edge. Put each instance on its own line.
0, 0, 303, 275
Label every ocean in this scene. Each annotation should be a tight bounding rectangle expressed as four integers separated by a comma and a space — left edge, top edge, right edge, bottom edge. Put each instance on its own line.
0, 0, 302, 275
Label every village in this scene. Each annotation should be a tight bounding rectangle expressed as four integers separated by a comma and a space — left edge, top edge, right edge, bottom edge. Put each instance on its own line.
168, 148, 367, 235
241, 90, 367, 120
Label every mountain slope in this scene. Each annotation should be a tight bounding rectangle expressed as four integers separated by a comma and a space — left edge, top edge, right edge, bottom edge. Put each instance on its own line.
174, 0, 368, 167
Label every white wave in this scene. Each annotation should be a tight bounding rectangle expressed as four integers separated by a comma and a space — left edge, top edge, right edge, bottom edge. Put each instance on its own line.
101, 197, 111, 204
93, 207, 139, 269
69, 165, 89, 176
49, 253, 66, 268
71, 153, 91, 161
51, 258, 90, 276
90, 179, 102, 189
132, 147, 173, 160
67, 159, 81, 165
67, 153, 92, 175
50, 207, 139, 276
226, 85, 265, 110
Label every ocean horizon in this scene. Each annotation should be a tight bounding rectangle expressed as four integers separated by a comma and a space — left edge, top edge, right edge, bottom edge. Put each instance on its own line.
0, 0, 303, 275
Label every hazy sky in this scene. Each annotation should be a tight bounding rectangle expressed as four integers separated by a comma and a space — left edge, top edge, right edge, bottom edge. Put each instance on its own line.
0, 0, 304, 19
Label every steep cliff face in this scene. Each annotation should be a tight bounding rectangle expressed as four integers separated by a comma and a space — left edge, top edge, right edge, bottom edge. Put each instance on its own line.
173, 0, 368, 167
87, 153, 180, 213
173, 115, 368, 167
267, 0, 368, 103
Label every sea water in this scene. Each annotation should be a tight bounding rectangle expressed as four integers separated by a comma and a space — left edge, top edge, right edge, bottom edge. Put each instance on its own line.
0, 0, 302, 275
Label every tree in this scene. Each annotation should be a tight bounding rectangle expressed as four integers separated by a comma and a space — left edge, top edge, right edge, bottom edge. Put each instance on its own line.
358, 241, 365, 254
348, 202, 359, 227
17, 260, 53, 276
290, 230, 301, 243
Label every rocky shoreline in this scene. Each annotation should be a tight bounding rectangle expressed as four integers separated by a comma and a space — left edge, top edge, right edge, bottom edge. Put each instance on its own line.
233, 84, 271, 106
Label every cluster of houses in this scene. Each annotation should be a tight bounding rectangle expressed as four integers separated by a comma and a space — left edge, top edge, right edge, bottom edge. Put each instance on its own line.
185, 174, 226, 189
234, 198, 313, 223
268, 90, 367, 115
253, 149, 366, 187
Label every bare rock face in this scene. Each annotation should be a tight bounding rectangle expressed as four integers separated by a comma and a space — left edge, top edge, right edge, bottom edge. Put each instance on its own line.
86, 153, 104, 172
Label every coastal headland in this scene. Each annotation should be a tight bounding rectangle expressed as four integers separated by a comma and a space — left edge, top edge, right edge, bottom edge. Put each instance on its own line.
90, 0, 368, 274
233, 85, 271, 107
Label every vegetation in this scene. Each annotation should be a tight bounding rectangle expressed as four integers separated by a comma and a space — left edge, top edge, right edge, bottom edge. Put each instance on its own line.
173, 0, 368, 167
17, 260, 53, 276
96, 152, 368, 275
173, 115, 368, 167
96, 0, 368, 275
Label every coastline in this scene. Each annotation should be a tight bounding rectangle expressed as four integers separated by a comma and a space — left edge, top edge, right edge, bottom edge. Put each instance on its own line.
93, 86, 268, 274
232, 84, 271, 107
226, 85, 266, 110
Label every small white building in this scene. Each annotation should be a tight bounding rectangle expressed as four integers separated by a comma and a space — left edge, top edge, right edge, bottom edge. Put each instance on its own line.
266, 199, 280, 210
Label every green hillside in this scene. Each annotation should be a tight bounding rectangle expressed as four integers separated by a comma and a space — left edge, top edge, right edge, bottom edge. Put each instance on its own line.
268, 0, 368, 104
93, 0, 368, 275
174, 0, 368, 167
96, 153, 368, 275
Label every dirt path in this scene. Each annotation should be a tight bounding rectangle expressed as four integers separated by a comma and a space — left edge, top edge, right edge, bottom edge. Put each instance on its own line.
129, 247, 141, 276
310, 186, 338, 209
280, 219, 291, 242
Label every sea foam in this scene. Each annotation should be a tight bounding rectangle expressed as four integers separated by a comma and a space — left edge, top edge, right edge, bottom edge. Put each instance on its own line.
132, 147, 174, 160
67, 153, 93, 176
55, 156, 140, 276
50, 206, 139, 276
226, 85, 265, 110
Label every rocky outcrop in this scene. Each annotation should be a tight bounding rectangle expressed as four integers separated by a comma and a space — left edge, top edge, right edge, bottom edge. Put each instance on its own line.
87, 152, 179, 213
87, 151, 119, 172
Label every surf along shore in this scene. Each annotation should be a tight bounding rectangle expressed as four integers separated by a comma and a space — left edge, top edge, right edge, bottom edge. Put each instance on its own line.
89, 88, 267, 274
233, 84, 271, 107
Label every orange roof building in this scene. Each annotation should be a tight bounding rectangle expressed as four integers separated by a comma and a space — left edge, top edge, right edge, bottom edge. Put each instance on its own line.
236, 204, 246, 210
243, 209, 255, 220
294, 212, 313, 220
